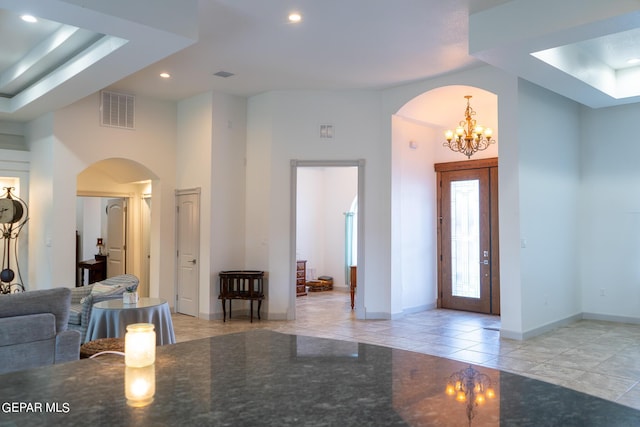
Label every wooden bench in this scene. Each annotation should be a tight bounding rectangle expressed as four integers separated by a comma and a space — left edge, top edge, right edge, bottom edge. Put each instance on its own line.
218, 270, 265, 322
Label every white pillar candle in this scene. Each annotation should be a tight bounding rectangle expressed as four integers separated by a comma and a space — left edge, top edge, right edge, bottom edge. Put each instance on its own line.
125, 323, 156, 367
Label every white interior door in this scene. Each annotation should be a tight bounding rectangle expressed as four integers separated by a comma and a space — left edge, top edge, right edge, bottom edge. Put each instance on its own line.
106, 198, 126, 277
176, 191, 200, 316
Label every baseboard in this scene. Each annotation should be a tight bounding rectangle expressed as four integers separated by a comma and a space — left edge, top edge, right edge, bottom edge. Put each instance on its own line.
198, 312, 217, 321
267, 312, 288, 321
403, 302, 436, 315
365, 311, 391, 320
582, 312, 640, 324
501, 312, 583, 341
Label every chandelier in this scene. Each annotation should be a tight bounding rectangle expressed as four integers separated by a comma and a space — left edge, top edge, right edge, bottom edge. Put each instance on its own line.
444, 95, 496, 158
445, 365, 496, 426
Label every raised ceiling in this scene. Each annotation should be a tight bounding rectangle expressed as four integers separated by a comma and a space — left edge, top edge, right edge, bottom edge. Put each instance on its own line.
0, 0, 639, 123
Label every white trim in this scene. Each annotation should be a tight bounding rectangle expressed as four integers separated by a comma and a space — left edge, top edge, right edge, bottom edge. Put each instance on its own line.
582, 312, 640, 325
501, 313, 583, 340
175, 188, 201, 196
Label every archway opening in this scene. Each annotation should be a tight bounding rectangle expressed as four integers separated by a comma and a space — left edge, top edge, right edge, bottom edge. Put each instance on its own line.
76, 158, 158, 296
391, 85, 499, 316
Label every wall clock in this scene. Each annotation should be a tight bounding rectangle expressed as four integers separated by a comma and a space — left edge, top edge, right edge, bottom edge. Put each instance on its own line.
0, 198, 23, 223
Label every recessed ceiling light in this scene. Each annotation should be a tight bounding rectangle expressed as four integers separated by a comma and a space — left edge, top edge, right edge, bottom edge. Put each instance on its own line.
627, 58, 640, 65
160, 72, 171, 78
288, 12, 302, 23
21, 15, 37, 23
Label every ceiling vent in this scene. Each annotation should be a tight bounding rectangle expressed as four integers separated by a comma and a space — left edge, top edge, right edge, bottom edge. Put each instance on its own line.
100, 90, 134, 129
213, 71, 234, 78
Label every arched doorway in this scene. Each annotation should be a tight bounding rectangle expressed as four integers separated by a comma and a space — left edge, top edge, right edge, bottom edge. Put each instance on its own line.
392, 85, 499, 315
76, 158, 158, 297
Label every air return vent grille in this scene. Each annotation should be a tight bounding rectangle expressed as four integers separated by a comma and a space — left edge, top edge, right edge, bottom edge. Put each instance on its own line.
101, 90, 134, 129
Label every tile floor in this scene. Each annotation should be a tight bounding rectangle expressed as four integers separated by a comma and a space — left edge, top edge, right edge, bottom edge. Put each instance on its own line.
171, 290, 640, 410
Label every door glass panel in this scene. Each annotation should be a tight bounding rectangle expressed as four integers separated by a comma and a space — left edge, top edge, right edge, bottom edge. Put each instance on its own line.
450, 180, 480, 298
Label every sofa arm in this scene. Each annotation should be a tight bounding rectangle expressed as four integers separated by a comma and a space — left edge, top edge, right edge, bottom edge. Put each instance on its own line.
70, 284, 94, 304
55, 330, 81, 363
100, 274, 139, 291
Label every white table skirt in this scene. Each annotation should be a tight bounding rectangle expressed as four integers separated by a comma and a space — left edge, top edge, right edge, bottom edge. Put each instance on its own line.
85, 297, 176, 345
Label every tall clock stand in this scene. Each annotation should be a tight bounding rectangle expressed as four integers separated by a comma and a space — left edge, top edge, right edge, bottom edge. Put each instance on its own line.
0, 187, 29, 294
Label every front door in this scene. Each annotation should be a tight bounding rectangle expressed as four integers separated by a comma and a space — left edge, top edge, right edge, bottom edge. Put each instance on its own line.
436, 158, 499, 314
176, 191, 200, 316
106, 198, 126, 277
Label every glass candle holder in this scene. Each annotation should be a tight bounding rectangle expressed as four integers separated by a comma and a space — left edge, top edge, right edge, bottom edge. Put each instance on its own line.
125, 323, 156, 367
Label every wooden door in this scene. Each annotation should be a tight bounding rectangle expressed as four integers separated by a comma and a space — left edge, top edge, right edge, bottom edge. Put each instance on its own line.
436, 158, 499, 314
176, 191, 200, 316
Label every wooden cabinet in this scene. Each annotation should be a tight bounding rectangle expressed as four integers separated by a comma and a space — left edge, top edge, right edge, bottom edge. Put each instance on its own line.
218, 270, 265, 322
296, 260, 307, 296
78, 256, 107, 286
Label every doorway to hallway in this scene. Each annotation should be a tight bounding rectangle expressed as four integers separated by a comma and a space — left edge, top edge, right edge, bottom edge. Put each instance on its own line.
436, 158, 500, 315
291, 160, 365, 319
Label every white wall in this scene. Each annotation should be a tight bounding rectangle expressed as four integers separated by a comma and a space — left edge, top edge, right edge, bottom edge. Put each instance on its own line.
517, 80, 582, 335
296, 168, 324, 278
392, 116, 438, 312
25, 114, 55, 290
247, 90, 385, 319
323, 167, 358, 286
177, 91, 247, 319
211, 92, 247, 315
580, 102, 640, 321
25, 93, 178, 304
177, 92, 213, 317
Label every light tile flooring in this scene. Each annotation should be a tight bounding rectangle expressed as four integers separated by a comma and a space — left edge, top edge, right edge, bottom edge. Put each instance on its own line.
171, 290, 640, 410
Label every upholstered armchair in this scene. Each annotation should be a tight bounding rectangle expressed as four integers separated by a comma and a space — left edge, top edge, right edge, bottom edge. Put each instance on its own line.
0, 287, 81, 374
68, 274, 139, 343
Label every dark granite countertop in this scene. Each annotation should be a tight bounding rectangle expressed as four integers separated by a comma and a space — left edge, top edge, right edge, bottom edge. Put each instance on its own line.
1, 330, 639, 426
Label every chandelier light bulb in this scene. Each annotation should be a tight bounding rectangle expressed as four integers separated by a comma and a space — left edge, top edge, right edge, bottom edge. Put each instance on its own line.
446, 384, 456, 395
486, 387, 496, 399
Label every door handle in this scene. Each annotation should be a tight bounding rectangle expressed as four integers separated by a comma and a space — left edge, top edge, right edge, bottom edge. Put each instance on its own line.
189, 259, 196, 264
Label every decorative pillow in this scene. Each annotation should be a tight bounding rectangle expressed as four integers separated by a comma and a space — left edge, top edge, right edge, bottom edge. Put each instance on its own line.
80, 283, 118, 304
